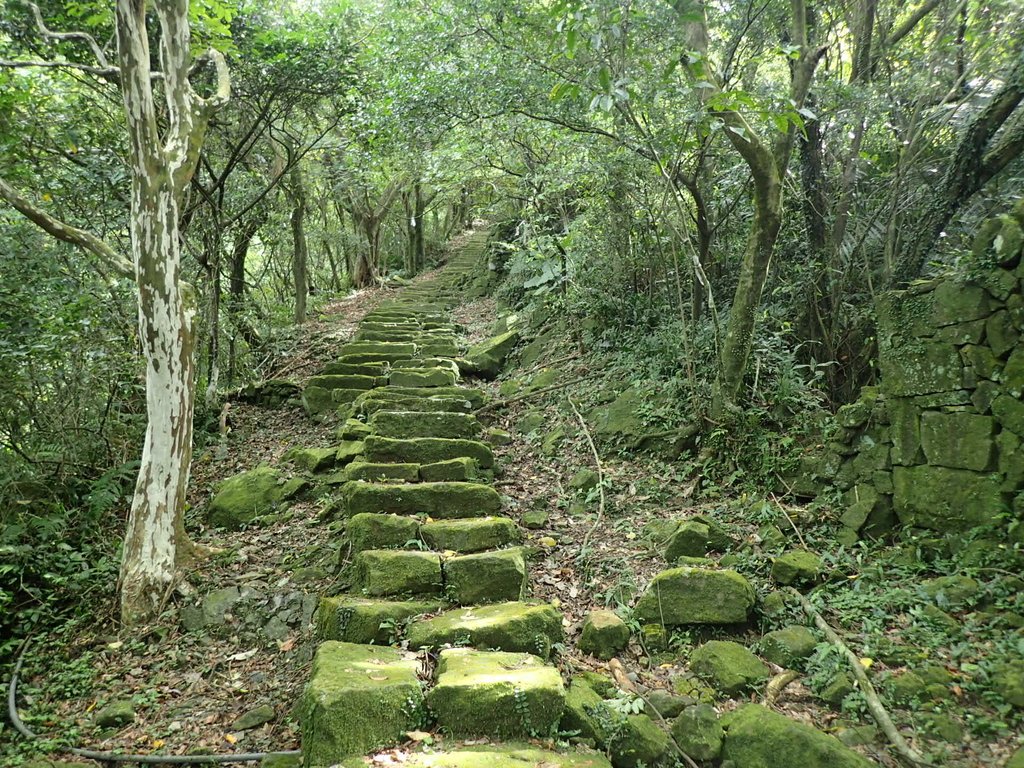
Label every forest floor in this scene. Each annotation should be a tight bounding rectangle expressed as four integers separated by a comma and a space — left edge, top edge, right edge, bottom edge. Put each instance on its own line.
4, 232, 1022, 768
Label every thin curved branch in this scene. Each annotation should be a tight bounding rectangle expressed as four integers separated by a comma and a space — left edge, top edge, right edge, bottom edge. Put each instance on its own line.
0, 59, 119, 79
0, 175, 133, 278
24, 0, 110, 67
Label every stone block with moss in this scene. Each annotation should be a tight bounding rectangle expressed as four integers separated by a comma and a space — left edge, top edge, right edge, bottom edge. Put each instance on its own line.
369, 410, 480, 440
893, 465, 1004, 530
315, 597, 441, 644
384, 386, 487, 408
689, 640, 769, 695
426, 648, 565, 738
419, 457, 478, 482
406, 601, 562, 657
420, 517, 519, 553
919, 411, 996, 471
348, 513, 421, 552
363, 436, 494, 468
578, 610, 630, 660
298, 641, 423, 764
759, 626, 817, 667
671, 703, 723, 762
342, 462, 420, 482
722, 704, 873, 768
665, 521, 712, 560
633, 568, 754, 625
307, 374, 380, 391
771, 550, 822, 585
207, 466, 300, 530
282, 446, 339, 473
355, 550, 442, 596
342, 480, 501, 519
444, 550, 527, 604
398, 745, 611, 768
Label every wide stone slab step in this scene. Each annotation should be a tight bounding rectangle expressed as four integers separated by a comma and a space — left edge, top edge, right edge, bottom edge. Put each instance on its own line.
307, 374, 382, 391
316, 596, 443, 644
369, 410, 481, 439
426, 648, 565, 739
348, 512, 421, 551
384, 386, 486, 408
406, 601, 562, 656
420, 516, 519, 552
340, 341, 419, 356
357, 394, 473, 417
389, 368, 459, 388
321, 361, 387, 377
299, 642, 424, 763
359, 745, 611, 768
342, 480, 502, 517
363, 436, 494, 468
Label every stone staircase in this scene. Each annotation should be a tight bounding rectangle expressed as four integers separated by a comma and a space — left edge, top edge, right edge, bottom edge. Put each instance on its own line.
297, 231, 609, 768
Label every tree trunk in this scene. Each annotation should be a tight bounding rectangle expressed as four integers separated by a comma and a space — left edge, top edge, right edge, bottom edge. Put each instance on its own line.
289, 164, 308, 324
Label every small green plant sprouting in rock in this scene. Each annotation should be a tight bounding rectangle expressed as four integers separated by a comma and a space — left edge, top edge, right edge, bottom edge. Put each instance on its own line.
377, 617, 400, 645
604, 691, 645, 717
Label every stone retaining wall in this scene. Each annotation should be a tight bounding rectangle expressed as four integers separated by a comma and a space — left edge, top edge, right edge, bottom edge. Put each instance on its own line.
820, 204, 1024, 540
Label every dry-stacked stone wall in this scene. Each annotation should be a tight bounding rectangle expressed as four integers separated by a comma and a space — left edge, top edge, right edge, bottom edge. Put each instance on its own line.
820, 204, 1024, 542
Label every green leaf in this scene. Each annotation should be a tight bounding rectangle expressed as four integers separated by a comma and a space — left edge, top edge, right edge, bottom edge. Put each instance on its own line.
598, 66, 611, 92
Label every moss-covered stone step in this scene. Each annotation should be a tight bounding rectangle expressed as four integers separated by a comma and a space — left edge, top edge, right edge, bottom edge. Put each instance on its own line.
444, 549, 528, 604
426, 649, 565, 739
303, 385, 368, 415
341, 462, 421, 482
384, 385, 486, 408
298, 642, 424, 764
420, 517, 519, 552
633, 567, 755, 626
406, 601, 561, 656
392, 358, 460, 371
359, 745, 611, 768
363, 436, 494, 468
315, 597, 442, 644
355, 550, 443, 596
307, 374, 382, 391
334, 352, 415, 365
321, 361, 387, 377
357, 395, 473, 417
343, 480, 501, 518
355, 329, 454, 343
369, 411, 481, 439
420, 457, 479, 482
340, 341, 419, 356
416, 342, 460, 357
389, 368, 460, 388
348, 513, 421, 552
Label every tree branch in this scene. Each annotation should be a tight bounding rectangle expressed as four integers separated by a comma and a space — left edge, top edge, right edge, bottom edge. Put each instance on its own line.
24, 0, 110, 68
0, 175, 133, 278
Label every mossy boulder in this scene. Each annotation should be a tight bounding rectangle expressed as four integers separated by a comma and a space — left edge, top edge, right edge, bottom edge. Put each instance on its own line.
633, 568, 755, 625
771, 551, 822, 585
406, 601, 562, 657
94, 699, 135, 727
919, 411, 996, 471
561, 678, 607, 741
342, 462, 420, 482
569, 469, 600, 492
315, 597, 441, 644
354, 550, 443, 596
721, 704, 874, 768
420, 457, 478, 482
689, 641, 769, 695
993, 660, 1024, 707
665, 521, 712, 560
427, 648, 565, 738
671, 703, 723, 762
347, 513, 421, 552
759, 626, 817, 668
893, 465, 1005, 530
444, 550, 527, 604
207, 466, 302, 530
389, 368, 459, 388
343, 481, 501, 518
579, 610, 630, 660
420, 517, 520, 552
463, 330, 521, 379
299, 641, 423, 764
607, 715, 670, 768
589, 388, 647, 441
282, 446, 339, 473
363, 436, 494, 468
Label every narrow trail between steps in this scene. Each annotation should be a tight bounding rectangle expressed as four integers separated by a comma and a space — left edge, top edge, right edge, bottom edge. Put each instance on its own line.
296, 229, 610, 768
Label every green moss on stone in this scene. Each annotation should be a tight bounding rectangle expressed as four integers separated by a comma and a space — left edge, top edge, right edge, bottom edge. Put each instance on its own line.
298, 641, 423, 765
343, 480, 501, 518
342, 462, 420, 482
444, 550, 527, 604
406, 601, 562, 656
355, 550, 442, 596
633, 568, 754, 625
348, 513, 421, 552
207, 466, 294, 530
893, 465, 1005, 530
771, 550, 822, 585
689, 640, 769, 694
369, 410, 480, 439
919, 411, 995, 471
670, 703, 723, 762
579, 610, 630, 660
419, 457, 479, 482
315, 597, 441, 644
398, 745, 611, 768
426, 648, 565, 738
363, 436, 494, 468
759, 626, 817, 667
420, 517, 519, 552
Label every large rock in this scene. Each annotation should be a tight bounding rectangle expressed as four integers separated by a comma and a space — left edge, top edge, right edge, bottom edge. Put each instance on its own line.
671, 703, 723, 762
426, 649, 565, 738
634, 568, 755, 625
461, 330, 521, 379
759, 626, 817, 667
919, 412, 995, 471
342, 481, 502, 518
590, 388, 647, 441
389, 368, 459, 388
721, 704, 874, 768
299, 642, 423, 763
315, 597, 441, 644
406, 601, 562, 656
892, 465, 1004, 530
689, 641, 769, 694
207, 467, 304, 529
579, 610, 630, 660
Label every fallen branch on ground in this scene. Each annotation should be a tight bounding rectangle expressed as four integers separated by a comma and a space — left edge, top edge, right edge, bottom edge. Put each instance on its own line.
568, 396, 606, 557
476, 374, 592, 413
789, 588, 931, 767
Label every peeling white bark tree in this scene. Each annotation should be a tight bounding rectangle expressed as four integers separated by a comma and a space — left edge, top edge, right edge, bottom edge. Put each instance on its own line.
0, 0, 230, 625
